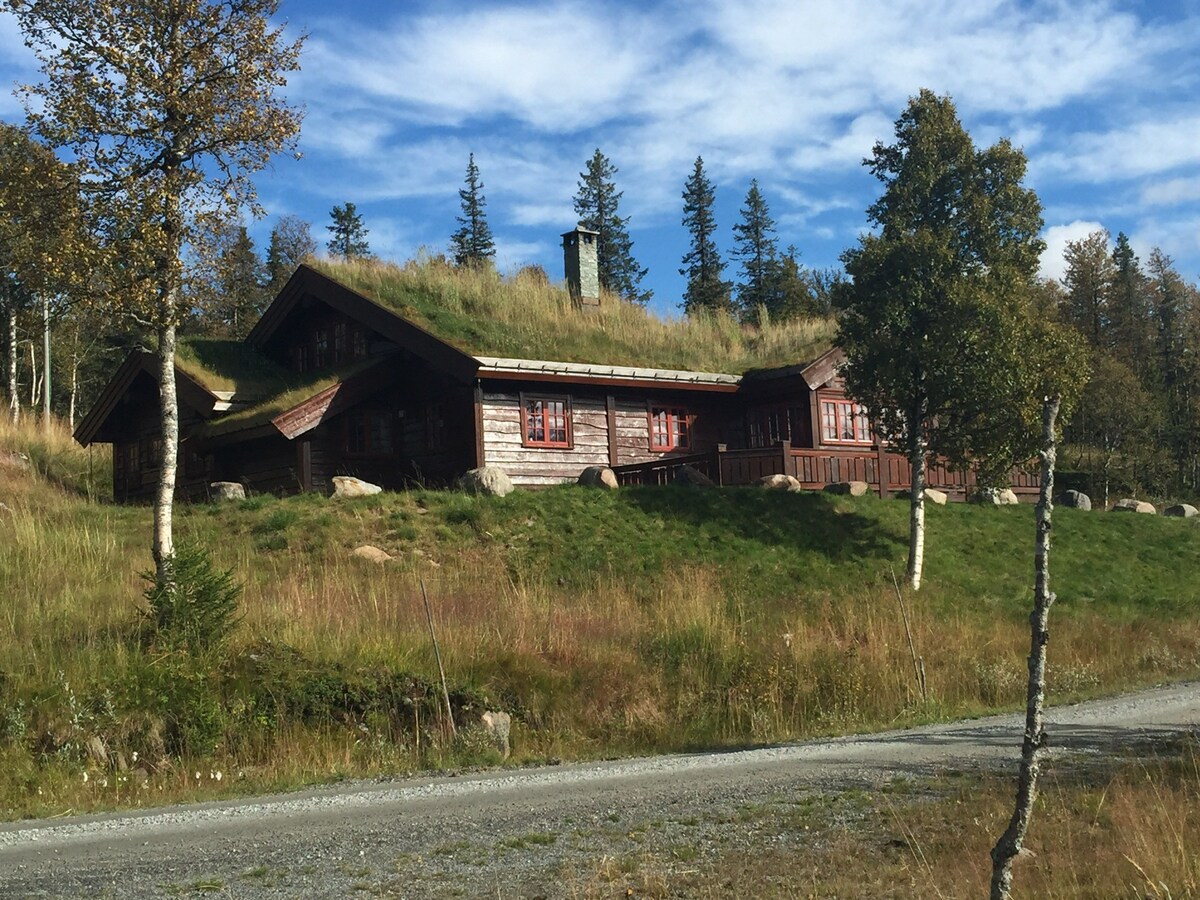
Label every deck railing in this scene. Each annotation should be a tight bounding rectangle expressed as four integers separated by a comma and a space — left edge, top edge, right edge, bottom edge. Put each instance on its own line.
612, 441, 1039, 499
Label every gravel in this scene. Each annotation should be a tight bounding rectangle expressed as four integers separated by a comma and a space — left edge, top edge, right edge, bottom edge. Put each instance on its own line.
0, 682, 1195, 898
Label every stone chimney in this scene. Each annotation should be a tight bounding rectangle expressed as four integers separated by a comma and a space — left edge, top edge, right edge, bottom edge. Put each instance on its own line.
562, 225, 600, 307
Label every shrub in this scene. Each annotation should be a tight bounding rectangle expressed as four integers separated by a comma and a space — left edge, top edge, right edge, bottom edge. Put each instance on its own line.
141, 543, 242, 656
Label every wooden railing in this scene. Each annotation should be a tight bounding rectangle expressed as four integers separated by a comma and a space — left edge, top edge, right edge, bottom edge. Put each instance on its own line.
612, 440, 1039, 499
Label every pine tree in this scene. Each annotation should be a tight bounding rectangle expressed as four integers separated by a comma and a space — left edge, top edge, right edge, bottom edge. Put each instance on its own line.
1061, 230, 1114, 346
679, 156, 730, 316
731, 179, 779, 321
1107, 232, 1154, 379
266, 214, 316, 289
573, 149, 650, 304
768, 246, 822, 322
449, 153, 495, 269
217, 226, 266, 336
327, 203, 370, 259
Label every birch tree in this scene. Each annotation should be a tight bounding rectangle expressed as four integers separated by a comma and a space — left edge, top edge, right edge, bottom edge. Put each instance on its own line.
8, 0, 303, 581
836, 89, 1061, 590
0, 121, 84, 424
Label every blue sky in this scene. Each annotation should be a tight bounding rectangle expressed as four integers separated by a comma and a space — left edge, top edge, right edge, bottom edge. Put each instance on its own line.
1, 0, 1198, 317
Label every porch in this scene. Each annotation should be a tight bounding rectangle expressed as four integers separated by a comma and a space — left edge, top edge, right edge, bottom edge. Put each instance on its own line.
610, 441, 1040, 501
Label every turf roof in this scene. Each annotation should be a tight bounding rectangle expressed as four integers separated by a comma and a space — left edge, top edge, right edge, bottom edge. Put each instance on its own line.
309, 258, 837, 375
175, 337, 295, 398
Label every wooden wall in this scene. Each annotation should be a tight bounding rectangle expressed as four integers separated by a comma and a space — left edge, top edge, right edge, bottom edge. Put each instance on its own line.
480, 385, 734, 487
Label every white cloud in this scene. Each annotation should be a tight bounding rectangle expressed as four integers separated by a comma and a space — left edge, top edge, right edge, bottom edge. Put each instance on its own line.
1140, 176, 1200, 208
1040, 220, 1106, 282
1036, 113, 1200, 183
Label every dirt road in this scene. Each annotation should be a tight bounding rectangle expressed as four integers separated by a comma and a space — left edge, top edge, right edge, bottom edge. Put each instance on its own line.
1, 682, 1195, 898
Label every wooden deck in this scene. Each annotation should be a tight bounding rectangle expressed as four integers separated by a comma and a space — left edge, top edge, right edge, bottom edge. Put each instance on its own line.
612, 441, 1039, 500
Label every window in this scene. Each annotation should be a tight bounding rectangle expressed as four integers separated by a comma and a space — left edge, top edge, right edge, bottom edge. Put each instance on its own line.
314, 327, 329, 369
139, 437, 162, 470
346, 410, 395, 454
649, 406, 692, 452
522, 395, 571, 448
293, 343, 310, 373
352, 328, 368, 360
747, 406, 802, 448
333, 322, 347, 363
820, 398, 871, 444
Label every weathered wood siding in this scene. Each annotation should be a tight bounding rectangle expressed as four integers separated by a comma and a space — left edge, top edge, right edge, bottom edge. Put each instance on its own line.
481, 386, 735, 486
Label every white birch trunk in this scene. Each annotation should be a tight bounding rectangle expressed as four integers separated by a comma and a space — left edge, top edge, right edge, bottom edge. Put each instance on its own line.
153, 321, 179, 581
6, 309, 17, 425
28, 341, 38, 408
907, 433, 927, 591
68, 354, 79, 432
41, 295, 51, 424
989, 394, 1061, 899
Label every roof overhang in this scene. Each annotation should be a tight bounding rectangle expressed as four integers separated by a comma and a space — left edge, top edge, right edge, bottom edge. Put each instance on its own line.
473, 356, 741, 393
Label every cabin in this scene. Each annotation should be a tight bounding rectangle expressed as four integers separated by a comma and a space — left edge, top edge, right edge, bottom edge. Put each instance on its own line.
76, 257, 1035, 502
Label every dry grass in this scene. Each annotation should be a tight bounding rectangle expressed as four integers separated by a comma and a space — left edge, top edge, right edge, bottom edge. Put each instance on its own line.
311, 256, 837, 373
561, 741, 1200, 898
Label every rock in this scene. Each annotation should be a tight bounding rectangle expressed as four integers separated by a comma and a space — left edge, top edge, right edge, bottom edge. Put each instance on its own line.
209, 481, 245, 502
824, 480, 868, 497
85, 735, 108, 768
1113, 498, 1156, 514
332, 475, 383, 498
759, 474, 801, 491
923, 488, 948, 505
972, 487, 1019, 505
673, 464, 715, 488
480, 710, 512, 758
459, 466, 513, 497
130, 767, 150, 785
577, 466, 619, 489
352, 544, 392, 563
1056, 490, 1092, 511
1164, 503, 1198, 518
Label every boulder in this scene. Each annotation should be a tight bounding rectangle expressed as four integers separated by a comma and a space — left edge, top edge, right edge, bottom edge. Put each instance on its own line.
85, 735, 108, 768
352, 544, 392, 563
459, 466, 514, 497
1164, 503, 1198, 518
923, 488, 948, 506
1056, 490, 1092, 511
209, 481, 245, 502
824, 480, 868, 497
577, 465, 619, 489
480, 710, 512, 758
673, 464, 715, 488
759, 474, 801, 491
972, 487, 1019, 506
332, 475, 383, 498
1113, 498, 1156, 514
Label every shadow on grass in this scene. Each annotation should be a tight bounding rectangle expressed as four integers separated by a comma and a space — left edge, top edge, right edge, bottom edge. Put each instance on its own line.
622, 485, 904, 563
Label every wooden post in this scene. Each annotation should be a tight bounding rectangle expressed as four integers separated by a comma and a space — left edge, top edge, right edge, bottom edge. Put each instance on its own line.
472, 383, 485, 469
876, 441, 888, 498
780, 439, 792, 477
605, 394, 618, 468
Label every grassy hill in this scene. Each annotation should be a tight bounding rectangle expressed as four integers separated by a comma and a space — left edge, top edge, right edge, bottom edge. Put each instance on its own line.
2, 417, 1199, 820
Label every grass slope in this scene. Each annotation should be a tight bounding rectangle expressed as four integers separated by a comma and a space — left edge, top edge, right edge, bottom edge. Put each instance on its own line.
1, 417, 1199, 821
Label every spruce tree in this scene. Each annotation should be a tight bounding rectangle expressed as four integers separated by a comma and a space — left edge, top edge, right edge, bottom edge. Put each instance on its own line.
680, 156, 731, 316
449, 153, 496, 269
326, 203, 370, 259
572, 149, 650, 304
1108, 232, 1154, 379
266, 214, 316, 289
731, 179, 779, 321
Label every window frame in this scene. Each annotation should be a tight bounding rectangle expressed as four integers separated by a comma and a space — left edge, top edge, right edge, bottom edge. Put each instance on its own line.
647, 404, 693, 452
345, 408, 396, 456
520, 393, 573, 449
819, 396, 872, 445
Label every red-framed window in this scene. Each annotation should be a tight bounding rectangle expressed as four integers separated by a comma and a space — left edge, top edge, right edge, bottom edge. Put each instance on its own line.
521, 395, 571, 448
649, 406, 692, 452
820, 398, 871, 444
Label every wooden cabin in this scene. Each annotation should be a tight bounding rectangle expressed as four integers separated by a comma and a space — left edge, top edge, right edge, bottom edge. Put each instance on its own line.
76, 264, 1033, 502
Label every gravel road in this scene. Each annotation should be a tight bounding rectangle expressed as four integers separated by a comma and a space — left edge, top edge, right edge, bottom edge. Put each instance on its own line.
1, 682, 1196, 899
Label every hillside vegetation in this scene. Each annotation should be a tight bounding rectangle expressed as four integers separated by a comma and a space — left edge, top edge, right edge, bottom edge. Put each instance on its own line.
1, 417, 1199, 821
311, 256, 837, 373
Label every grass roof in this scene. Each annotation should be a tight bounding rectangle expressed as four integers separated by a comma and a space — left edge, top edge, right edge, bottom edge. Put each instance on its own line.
311, 257, 836, 375
175, 337, 295, 398
199, 357, 382, 438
